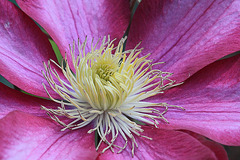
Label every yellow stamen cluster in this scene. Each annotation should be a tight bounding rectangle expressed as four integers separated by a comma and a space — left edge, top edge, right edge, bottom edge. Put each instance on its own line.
42, 36, 184, 156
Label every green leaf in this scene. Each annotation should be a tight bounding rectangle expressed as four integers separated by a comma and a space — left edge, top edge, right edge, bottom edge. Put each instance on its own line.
49, 39, 62, 64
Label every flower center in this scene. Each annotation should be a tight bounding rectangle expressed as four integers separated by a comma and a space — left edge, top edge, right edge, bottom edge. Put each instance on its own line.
42, 36, 184, 156
93, 59, 117, 81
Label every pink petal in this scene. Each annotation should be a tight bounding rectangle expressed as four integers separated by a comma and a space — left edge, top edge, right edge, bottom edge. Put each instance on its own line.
186, 131, 228, 160
0, 1, 62, 98
98, 127, 227, 160
16, 0, 130, 69
154, 55, 240, 145
0, 83, 58, 119
0, 111, 98, 160
127, 0, 240, 82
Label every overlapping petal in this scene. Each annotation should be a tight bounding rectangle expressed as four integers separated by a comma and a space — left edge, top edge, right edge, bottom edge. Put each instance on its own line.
0, 111, 98, 160
0, 83, 58, 119
155, 55, 240, 145
98, 127, 227, 160
187, 131, 228, 160
0, 1, 62, 98
127, 0, 240, 82
16, 0, 130, 69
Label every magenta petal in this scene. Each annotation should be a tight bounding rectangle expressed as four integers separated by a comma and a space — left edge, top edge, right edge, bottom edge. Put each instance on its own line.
186, 131, 228, 160
0, 111, 98, 160
98, 127, 227, 160
156, 55, 240, 146
127, 0, 240, 82
0, 83, 58, 119
0, 1, 61, 98
16, 0, 130, 67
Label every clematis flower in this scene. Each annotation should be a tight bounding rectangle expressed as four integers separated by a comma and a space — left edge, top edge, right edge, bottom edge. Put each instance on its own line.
0, 0, 240, 159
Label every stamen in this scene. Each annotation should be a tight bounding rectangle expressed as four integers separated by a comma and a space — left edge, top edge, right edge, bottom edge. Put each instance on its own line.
42, 36, 185, 156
